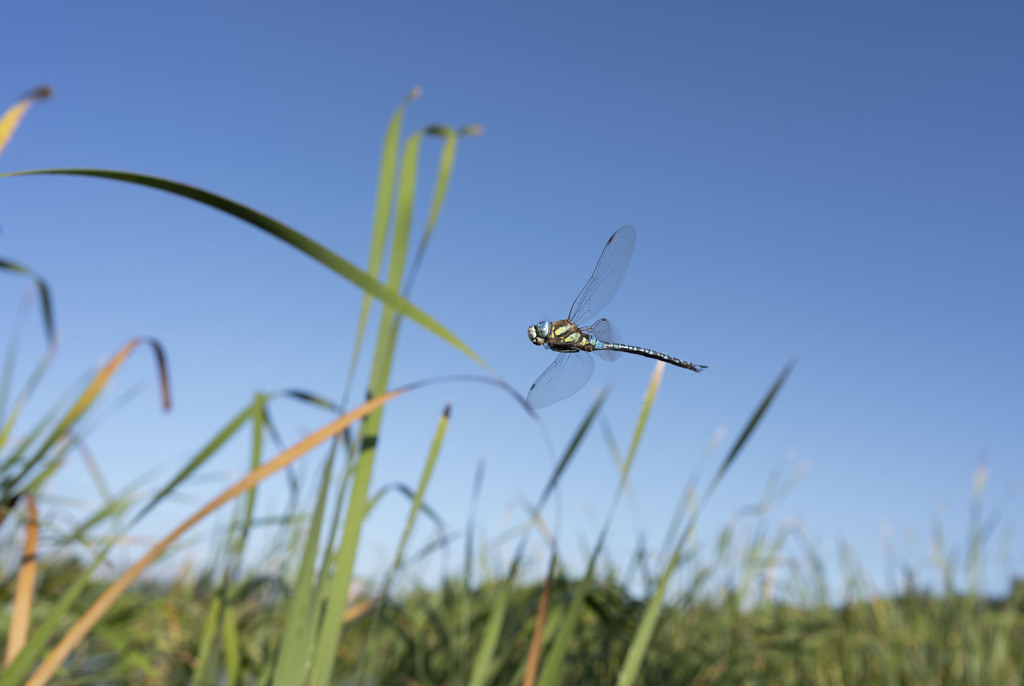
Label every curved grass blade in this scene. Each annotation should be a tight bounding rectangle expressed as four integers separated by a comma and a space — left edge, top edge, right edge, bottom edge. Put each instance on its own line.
4, 337, 169, 497
0, 168, 483, 366
0, 258, 56, 344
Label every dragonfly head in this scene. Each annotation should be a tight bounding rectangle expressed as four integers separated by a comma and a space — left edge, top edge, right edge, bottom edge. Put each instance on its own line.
528, 320, 551, 346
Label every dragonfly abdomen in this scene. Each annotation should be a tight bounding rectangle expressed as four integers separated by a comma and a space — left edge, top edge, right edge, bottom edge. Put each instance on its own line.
601, 341, 707, 373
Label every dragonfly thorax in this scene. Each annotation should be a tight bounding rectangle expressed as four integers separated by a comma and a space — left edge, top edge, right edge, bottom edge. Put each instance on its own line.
528, 320, 551, 346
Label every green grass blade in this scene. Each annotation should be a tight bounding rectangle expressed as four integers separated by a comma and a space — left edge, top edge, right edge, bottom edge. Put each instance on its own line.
615, 550, 675, 686
534, 392, 607, 514
706, 358, 796, 499
343, 87, 420, 405
394, 404, 449, 570
131, 400, 256, 525
616, 512, 699, 686
353, 404, 451, 684
231, 392, 266, 557
467, 581, 512, 686
222, 603, 242, 686
272, 451, 336, 684
621, 362, 662, 488
1, 168, 483, 366
308, 131, 422, 686
0, 344, 56, 457
309, 123, 431, 685
191, 593, 224, 686
385, 131, 420, 297
403, 124, 481, 295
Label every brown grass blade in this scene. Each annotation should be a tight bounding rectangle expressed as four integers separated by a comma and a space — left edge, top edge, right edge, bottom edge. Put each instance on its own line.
4, 495, 38, 666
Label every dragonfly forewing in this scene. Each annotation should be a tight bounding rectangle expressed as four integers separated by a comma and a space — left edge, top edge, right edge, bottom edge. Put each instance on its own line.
567, 225, 636, 326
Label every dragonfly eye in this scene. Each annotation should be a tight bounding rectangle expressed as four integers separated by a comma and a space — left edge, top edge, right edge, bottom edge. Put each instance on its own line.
528, 321, 550, 345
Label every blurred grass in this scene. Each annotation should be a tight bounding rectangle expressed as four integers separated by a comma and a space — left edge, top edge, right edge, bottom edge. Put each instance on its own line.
3, 500, 1021, 685
1, 86, 1022, 685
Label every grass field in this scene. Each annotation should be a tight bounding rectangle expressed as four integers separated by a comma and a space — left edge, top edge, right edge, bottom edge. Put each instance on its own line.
2, 87, 1021, 686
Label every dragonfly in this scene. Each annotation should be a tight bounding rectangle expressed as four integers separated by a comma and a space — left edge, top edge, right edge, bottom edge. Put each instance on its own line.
526, 225, 706, 408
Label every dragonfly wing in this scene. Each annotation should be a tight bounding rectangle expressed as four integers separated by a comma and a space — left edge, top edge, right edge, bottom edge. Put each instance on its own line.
567, 225, 636, 326
588, 318, 622, 361
527, 352, 595, 409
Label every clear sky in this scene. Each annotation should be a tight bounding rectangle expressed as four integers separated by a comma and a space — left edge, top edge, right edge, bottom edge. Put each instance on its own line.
2, 3, 1022, 596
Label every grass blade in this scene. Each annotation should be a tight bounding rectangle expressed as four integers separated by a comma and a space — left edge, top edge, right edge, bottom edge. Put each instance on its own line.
132, 400, 255, 525
3, 495, 38, 666
272, 449, 336, 684
191, 593, 223, 686
394, 404, 450, 570
467, 580, 512, 686
534, 393, 607, 513
343, 87, 420, 406
403, 124, 482, 296
0, 259, 56, 344
1, 168, 484, 366
310, 122, 431, 685
706, 358, 796, 499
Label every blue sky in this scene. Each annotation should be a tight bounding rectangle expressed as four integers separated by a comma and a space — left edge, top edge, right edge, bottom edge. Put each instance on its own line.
2, 3, 1022, 595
